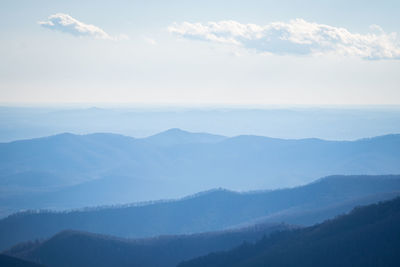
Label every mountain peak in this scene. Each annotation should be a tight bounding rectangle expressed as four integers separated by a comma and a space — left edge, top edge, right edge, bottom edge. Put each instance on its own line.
144, 129, 226, 146
159, 128, 190, 135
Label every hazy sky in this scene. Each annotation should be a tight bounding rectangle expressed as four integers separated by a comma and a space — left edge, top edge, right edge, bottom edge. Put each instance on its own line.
1, 0, 400, 105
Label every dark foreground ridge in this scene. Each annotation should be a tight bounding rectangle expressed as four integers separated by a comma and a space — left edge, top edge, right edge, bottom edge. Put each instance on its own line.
0, 254, 44, 267
5, 223, 289, 267
179, 196, 400, 267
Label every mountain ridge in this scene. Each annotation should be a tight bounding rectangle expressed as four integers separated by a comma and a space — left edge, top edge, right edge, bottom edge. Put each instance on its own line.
1, 130, 400, 217
5, 223, 290, 267
1, 175, 400, 251
178, 196, 400, 267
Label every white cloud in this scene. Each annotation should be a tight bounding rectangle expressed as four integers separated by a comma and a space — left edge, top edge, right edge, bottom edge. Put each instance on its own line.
39, 13, 124, 41
168, 19, 400, 60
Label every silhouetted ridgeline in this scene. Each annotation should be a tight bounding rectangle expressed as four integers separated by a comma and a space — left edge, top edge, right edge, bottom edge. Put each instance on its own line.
178, 196, 400, 267
1, 131, 400, 217
0, 175, 399, 250
5, 223, 289, 267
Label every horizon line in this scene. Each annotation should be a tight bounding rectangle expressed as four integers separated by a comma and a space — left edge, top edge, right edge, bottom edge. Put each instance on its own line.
1, 102, 400, 110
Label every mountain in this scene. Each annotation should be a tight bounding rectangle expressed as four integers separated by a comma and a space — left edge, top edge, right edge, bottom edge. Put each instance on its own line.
144, 128, 226, 146
1, 130, 400, 216
0, 132, 144, 188
0, 254, 43, 267
0, 175, 399, 250
2, 106, 400, 142
232, 190, 400, 228
178, 196, 400, 267
5, 223, 289, 267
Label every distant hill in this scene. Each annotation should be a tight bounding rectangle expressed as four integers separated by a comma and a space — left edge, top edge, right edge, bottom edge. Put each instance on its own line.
144, 128, 226, 146
2, 106, 400, 142
178, 196, 400, 267
1, 130, 400, 216
5, 223, 288, 267
0, 175, 399, 250
0, 254, 43, 267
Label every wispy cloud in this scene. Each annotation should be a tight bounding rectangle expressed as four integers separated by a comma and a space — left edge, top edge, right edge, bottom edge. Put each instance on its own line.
168, 19, 400, 60
39, 13, 126, 41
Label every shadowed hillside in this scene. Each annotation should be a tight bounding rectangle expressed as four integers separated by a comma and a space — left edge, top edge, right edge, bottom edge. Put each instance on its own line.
178, 197, 400, 267
0, 254, 43, 267
5, 223, 288, 267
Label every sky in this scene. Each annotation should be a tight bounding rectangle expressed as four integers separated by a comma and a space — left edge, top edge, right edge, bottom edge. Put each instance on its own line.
0, 0, 400, 105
